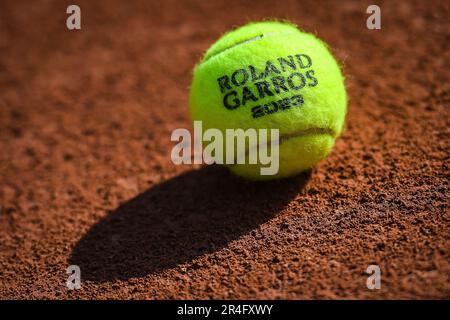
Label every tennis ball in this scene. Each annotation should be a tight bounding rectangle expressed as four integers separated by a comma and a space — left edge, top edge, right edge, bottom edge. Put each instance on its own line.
189, 21, 347, 180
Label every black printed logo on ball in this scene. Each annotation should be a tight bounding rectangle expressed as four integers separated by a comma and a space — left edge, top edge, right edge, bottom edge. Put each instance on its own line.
216, 54, 318, 119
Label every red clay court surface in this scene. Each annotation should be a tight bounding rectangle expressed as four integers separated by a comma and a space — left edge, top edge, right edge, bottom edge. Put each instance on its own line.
0, 0, 449, 299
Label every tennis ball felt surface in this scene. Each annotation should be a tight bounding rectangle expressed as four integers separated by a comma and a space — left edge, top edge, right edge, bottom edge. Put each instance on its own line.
189, 21, 347, 180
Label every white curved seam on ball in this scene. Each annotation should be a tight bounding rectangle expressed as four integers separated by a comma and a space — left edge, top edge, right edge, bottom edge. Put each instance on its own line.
230, 127, 335, 165
201, 31, 300, 64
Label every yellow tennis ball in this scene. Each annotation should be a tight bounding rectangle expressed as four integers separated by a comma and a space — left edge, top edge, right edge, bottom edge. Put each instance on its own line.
189, 21, 347, 180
